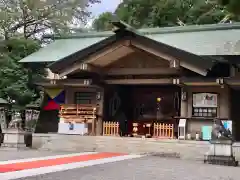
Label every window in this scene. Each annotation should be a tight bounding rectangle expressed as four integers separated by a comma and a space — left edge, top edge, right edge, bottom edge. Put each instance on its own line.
192, 93, 218, 118
74, 92, 95, 104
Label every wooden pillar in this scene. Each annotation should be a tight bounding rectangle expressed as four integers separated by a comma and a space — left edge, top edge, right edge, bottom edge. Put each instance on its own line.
96, 88, 104, 135
219, 86, 230, 119
91, 109, 96, 135
180, 87, 188, 117
230, 65, 236, 77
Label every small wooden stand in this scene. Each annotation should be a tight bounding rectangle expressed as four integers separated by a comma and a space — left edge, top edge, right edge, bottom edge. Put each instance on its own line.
144, 123, 152, 137
132, 123, 138, 137
58, 104, 96, 135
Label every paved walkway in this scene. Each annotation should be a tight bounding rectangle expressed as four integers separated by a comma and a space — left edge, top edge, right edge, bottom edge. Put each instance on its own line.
0, 150, 239, 180
0, 150, 67, 161
0, 151, 141, 180
15, 156, 240, 180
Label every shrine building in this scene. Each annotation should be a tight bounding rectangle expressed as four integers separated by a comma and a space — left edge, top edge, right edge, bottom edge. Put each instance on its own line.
19, 20, 240, 141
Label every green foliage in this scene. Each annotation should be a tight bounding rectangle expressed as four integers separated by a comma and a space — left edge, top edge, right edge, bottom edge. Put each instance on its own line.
93, 12, 115, 31
93, 0, 240, 31
0, 0, 100, 109
0, 39, 44, 107
0, 0, 100, 39
218, 0, 240, 15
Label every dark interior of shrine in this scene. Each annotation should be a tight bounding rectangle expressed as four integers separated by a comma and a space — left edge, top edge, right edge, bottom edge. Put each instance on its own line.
104, 85, 181, 136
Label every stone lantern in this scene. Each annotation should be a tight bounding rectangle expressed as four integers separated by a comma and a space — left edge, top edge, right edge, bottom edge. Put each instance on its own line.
24, 104, 41, 147
1, 107, 27, 148
0, 98, 9, 144
0, 95, 41, 149
25, 104, 40, 132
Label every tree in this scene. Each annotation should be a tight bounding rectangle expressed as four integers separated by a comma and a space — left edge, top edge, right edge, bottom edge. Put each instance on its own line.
93, 12, 114, 31
146, 0, 228, 27
0, 0, 101, 107
115, 0, 156, 28
0, 0, 100, 39
93, 0, 239, 31
218, 0, 240, 15
0, 38, 45, 107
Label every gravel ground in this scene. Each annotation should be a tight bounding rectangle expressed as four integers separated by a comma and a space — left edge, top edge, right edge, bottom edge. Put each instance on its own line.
16, 156, 240, 180
0, 150, 69, 161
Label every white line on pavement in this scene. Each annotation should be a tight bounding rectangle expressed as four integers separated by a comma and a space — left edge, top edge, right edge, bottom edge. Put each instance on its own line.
0, 152, 97, 165
0, 154, 144, 180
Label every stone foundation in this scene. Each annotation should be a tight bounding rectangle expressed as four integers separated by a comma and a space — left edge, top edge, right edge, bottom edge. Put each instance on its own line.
204, 140, 238, 166
1, 129, 27, 149
204, 155, 238, 166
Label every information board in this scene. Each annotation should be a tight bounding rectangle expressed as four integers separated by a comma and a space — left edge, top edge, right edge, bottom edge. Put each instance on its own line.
193, 93, 218, 108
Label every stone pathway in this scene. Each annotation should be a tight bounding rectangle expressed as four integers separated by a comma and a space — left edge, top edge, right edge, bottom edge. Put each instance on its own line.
0, 150, 66, 161
15, 156, 240, 180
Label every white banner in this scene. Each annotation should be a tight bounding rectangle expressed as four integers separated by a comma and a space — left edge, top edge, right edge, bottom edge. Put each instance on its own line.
193, 93, 218, 108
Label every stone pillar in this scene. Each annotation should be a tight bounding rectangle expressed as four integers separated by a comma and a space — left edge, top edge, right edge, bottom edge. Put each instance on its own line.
180, 88, 188, 117
96, 88, 104, 136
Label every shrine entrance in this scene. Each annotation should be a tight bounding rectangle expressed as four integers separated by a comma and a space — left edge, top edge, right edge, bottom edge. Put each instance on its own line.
104, 85, 181, 137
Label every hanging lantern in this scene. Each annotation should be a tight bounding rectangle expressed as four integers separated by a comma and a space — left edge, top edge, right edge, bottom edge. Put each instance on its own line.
157, 97, 162, 102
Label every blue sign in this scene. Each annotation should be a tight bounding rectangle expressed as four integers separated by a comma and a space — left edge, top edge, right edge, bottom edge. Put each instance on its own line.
69, 123, 74, 130
202, 126, 212, 140
221, 120, 232, 133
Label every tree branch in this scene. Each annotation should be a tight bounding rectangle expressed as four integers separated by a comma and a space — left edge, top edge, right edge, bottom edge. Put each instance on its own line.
219, 13, 232, 23
177, 17, 186, 26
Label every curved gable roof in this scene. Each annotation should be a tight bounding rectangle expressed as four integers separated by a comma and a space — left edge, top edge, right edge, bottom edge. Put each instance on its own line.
19, 22, 240, 64
48, 22, 215, 76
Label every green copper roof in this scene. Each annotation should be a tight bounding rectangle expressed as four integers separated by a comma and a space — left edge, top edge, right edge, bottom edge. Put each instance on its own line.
147, 29, 240, 55
20, 37, 106, 63
19, 23, 240, 63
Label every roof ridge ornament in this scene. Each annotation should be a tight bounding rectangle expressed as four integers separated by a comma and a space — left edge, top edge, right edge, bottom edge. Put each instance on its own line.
110, 15, 141, 35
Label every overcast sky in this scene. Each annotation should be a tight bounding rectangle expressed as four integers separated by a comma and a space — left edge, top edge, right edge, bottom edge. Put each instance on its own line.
88, 0, 121, 18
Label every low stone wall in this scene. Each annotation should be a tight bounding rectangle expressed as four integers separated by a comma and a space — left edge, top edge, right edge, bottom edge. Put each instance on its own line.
32, 134, 240, 161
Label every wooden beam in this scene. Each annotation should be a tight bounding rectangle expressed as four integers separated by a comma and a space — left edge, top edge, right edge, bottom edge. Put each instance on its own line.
57, 40, 132, 77
227, 82, 240, 86
131, 40, 176, 62
35, 79, 94, 87
131, 40, 207, 76
183, 82, 219, 86
86, 40, 130, 64
225, 78, 240, 86
180, 61, 207, 76
104, 78, 173, 85
59, 63, 102, 77
129, 45, 170, 66
181, 77, 219, 86
106, 68, 180, 75
130, 45, 180, 69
